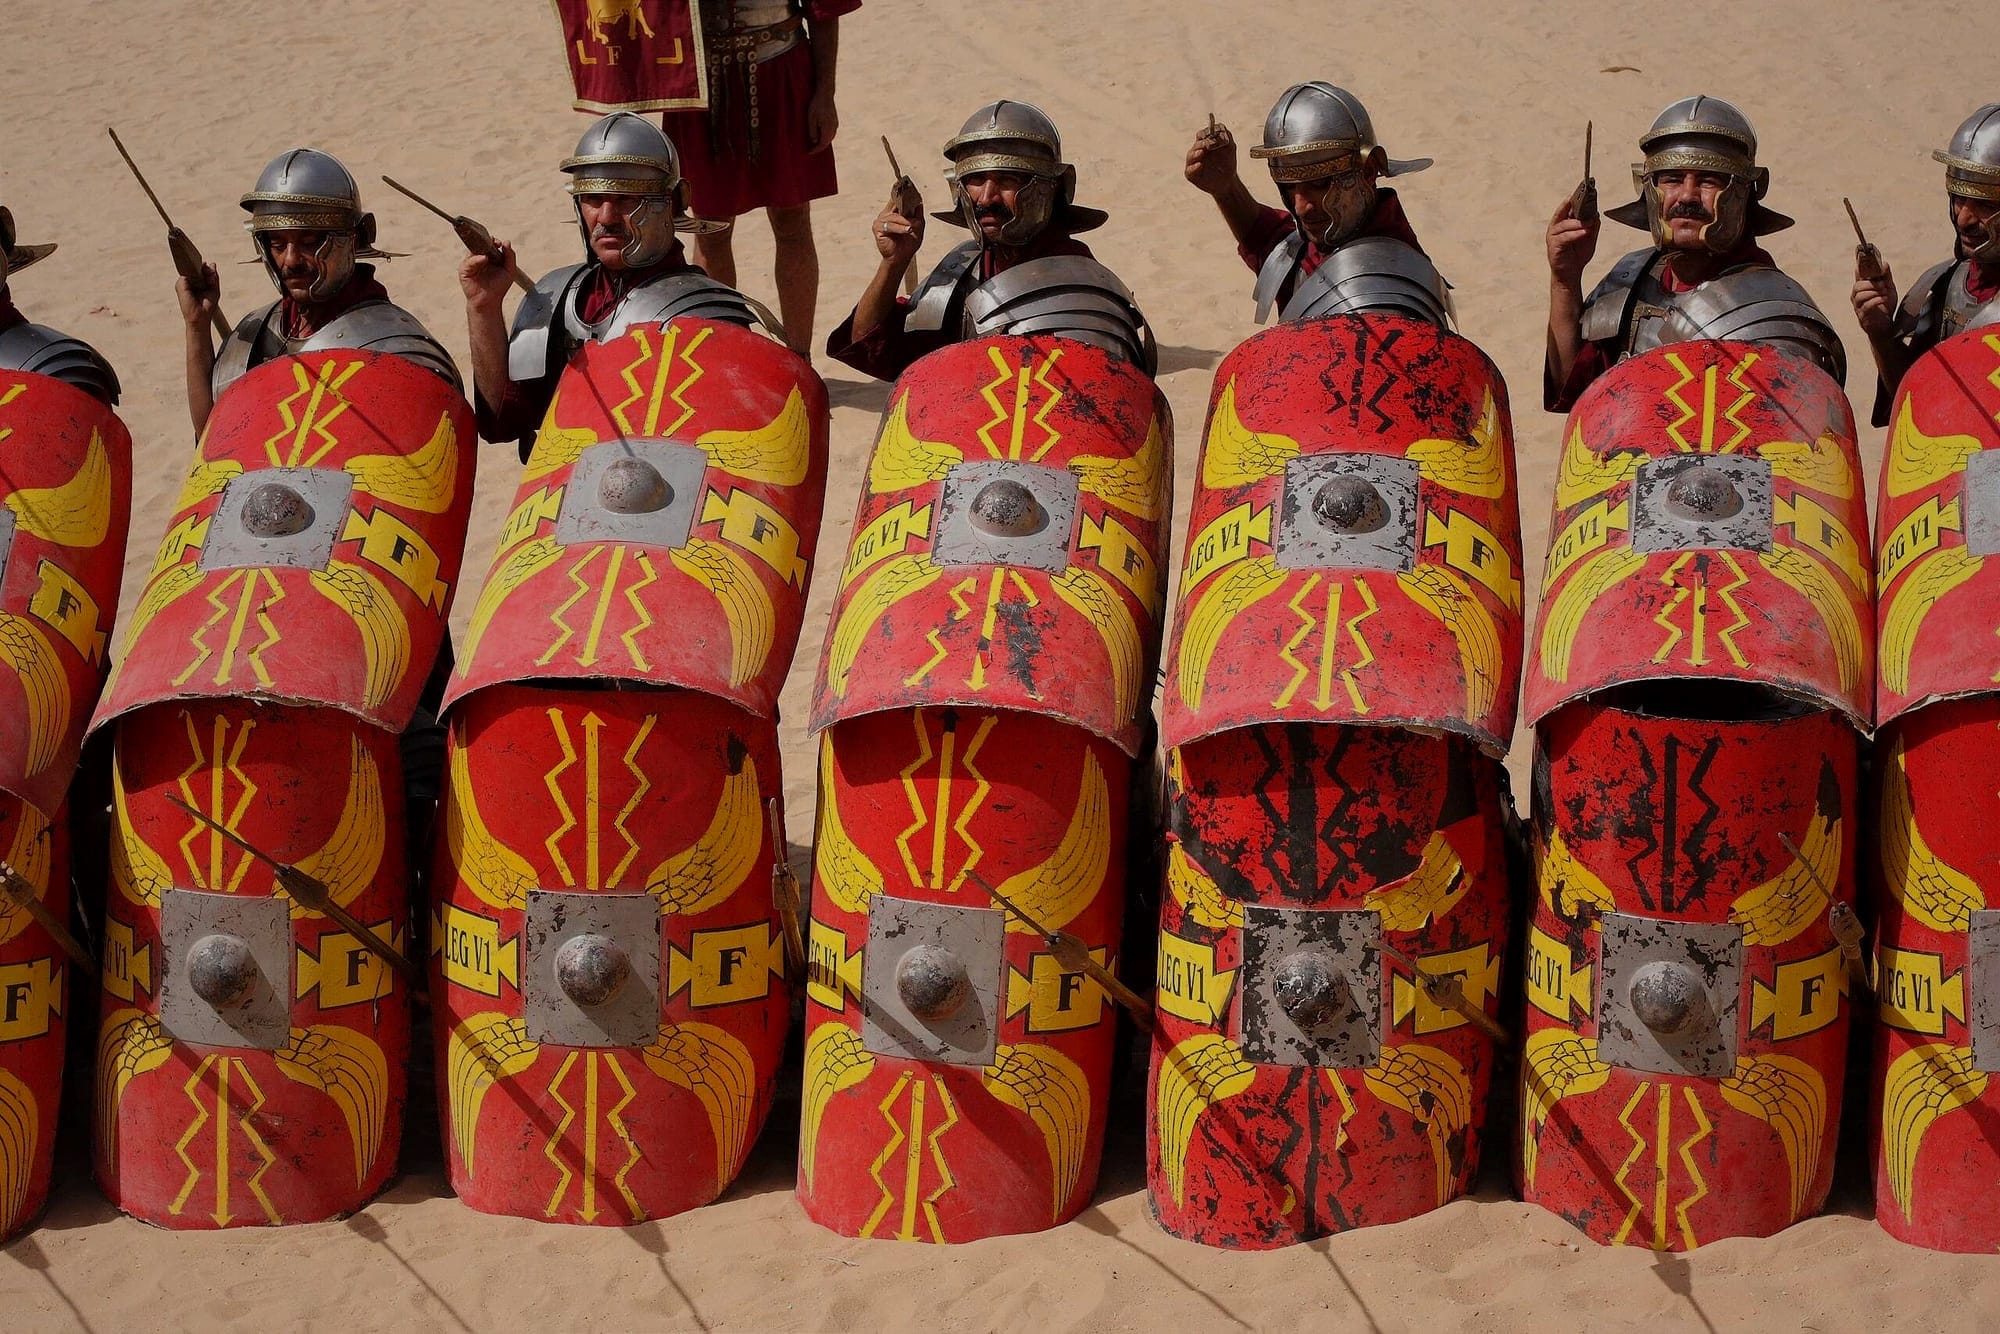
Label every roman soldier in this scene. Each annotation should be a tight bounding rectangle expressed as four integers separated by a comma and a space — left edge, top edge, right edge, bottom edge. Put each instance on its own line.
463, 111, 758, 459
827, 99, 1153, 379
180, 149, 456, 432
0, 203, 119, 402
1185, 81, 1448, 326
1545, 95, 1844, 411
1853, 104, 2000, 424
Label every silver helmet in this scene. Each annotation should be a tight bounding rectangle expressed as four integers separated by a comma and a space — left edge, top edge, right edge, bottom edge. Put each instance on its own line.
560, 113, 711, 268
1935, 104, 2000, 261
936, 100, 1106, 246
0, 204, 56, 288
240, 148, 383, 302
1605, 95, 1793, 254
1248, 82, 1429, 248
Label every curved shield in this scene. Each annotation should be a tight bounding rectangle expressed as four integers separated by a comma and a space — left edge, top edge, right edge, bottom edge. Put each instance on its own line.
448, 321, 829, 718
1145, 728, 1511, 1247
798, 709, 1129, 1241
0, 792, 67, 1241
94, 350, 476, 735
1161, 316, 1523, 754
431, 684, 787, 1225
1526, 342, 1872, 728
1519, 702, 1859, 1249
95, 701, 409, 1228
1875, 327, 2000, 726
809, 337, 1172, 756
0, 371, 132, 814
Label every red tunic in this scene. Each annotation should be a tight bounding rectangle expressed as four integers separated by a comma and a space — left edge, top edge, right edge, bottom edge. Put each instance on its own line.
660, 0, 861, 218
1236, 189, 1428, 307
278, 267, 390, 339
825, 231, 1094, 381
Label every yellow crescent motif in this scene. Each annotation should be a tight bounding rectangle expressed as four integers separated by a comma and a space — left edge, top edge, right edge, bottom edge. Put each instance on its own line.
1879, 734, 1984, 933
1052, 565, 1144, 727
1166, 842, 1244, 929
1729, 809, 1841, 947
647, 752, 761, 915
1539, 828, 1615, 918
7, 427, 111, 547
1175, 556, 1287, 711
1398, 562, 1504, 721
1553, 423, 1642, 510
0, 614, 68, 777
308, 560, 411, 711
343, 410, 460, 513
1538, 545, 1646, 683
1758, 546, 1866, 699
1759, 431, 1856, 500
458, 535, 564, 669
800, 1023, 875, 1191
993, 750, 1108, 935
825, 553, 942, 695
96, 1008, 173, 1170
289, 735, 384, 915
1719, 1053, 1827, 1222
1366, 833, 1467, 932
697, 386, 811, 486
640, 1022, 758, 1193
0, 802, 52, 947
1360, 1043, 1475, 1208
1154, 1033, 1256, 1207
1069, 416, 1167, 521
1520, 1028, 1611, 1187
0, 1067, 35, 1239
172, 456, 245, 516
984, 1043, 1093, 1223
1201, 379, 1298, 488
669, 538, 775, 688
1885, 395, 1985, 498
274, 1025, 391, 1186
1880, 545, 1984, 696
443, 731, 537, 912
1881, 1042, 1988, 1222
1405, 390, 1507, 499
813, 738, 882, 916
109, 764, 171, 910
868, 393, 962, 494
444, 1013, 539, 1177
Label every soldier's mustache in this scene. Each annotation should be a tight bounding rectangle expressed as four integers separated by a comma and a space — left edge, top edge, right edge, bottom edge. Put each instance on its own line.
590, 223, 630, 240
975, 205, 1013, 223
1667, 202, 1713, 222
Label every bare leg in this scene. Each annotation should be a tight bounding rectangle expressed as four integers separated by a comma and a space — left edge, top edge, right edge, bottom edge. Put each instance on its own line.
694, 218, 738, 287
767, 203, 818, 356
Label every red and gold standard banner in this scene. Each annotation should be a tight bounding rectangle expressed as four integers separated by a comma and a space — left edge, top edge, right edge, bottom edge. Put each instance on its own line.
1869, 327, 2000, 1251
551, 0, 709, 113
1146, 315, 1520, 1247
1519, 342, 1871, 1251
436, 321, 828, 1224
0, 370, 132, 1240
801, 336, 1171, 1242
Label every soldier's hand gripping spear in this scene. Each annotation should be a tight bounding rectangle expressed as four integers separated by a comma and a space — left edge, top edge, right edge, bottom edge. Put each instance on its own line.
107, 127, 232, 341
766, 798, 807, 979
1377, 936, 1511, 1045
165, 796, 418, 981
1567, 121, 1598, 226
0, 824, 94, 971
1779, 829, 1874, 999
380, 175, 534, 296
1845, 197, 1887, 281
881, 136, 922, 296
968, 871, 1153, 1031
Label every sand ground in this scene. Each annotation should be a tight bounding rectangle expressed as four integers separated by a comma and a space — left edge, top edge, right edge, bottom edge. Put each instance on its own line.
4, 0, 1999, 1327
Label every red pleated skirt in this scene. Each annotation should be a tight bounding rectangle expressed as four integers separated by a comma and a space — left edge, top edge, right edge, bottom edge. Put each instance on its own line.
661, 42, 840, 217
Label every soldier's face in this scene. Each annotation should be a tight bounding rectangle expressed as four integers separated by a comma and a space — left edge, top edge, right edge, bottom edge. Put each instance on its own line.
1282, 156, 1375, 248
263, 230, 331, 300
580, 194, 643, 268
1653, 171, 1731, 249
1951, 196, 2000, 254
961, 171, 1028, 241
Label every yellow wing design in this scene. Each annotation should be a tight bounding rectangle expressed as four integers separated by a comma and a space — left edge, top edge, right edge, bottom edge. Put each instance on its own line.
1885, 396, 1985, 498
522, 424, 601, 484
646, 750, 760, 915
993, 750, 1108, 934
96, 1008, 173, 1169
443, 730, 537, 912
1154, 1033, 1256, 1208
868, 393, 961, 494
1719, 1053, 1827, 1221
697, 387, 811, 486
1201, 379, 1298, 488
984, 1043, 1093, 1223
171, 455, 244, 516
1729, 805, 1841, 947
825, 553, 942, 695
1880, 545, 1983, 696
0, 1067, 37, 1239
109, 766, 171, 910
1538, 545, 1646, 683
1405, 390, 1506, 499
275, 1025, 391, 1186
0, 614, 68, 777
670, 538, 776, 688
309, 560, 410, 711
1052, 566, 1143, 727
1166, 842, 1244, 929
1399, 563, 1503, 721
1760, 431, 1856, 499
344, 410, 459, 513
1520, 1029, 1611, 1187
1175, 556, 1286, 711
7, 428, 111, 546
1362, 1043, 1475, 1208
1366, 832, 1467, 932
444, 1013, 540, 1177
1759, 546, 1866, 699
1539, 828, 1614, 918
1881, 1042, 1988, 1223
1879, 734, 1984, 932
800, 1023, 875, 1191
1069, 416, 1166, 520
1553, 424, 1642, 509
0, 804, 52, 947
458, 535, 564, 667
289, 735, 384, 915
814, 738, 883, 916
641, 1022, 758, 1193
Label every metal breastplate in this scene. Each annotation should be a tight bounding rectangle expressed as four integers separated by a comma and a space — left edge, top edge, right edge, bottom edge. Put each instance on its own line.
1935, 261, 2000, 338
0, 321, 120, 404
959, 254, 1156, 374
1650, 266, 1847, 383
507, 264, 757, 387
904, 242, 983, 335
1252, 230, 1307, 325
214, 298, 460, 398
1277, 235, 1451, 328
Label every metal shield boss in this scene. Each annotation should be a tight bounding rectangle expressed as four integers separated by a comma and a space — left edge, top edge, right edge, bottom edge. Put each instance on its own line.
801, 336, 1171, 1242
434, 321, 827, 1224
0, 371, 132, 1239
1520, 342, 1871, 1251
1871, 327, 2000, 1251
1149, 316, 1521, 1247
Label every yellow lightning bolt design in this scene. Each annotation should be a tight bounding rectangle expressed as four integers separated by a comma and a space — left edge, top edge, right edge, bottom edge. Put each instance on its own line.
1342, 577, 1380, 710
918, 1079, 963, 1242
1651, 555, 1693, 665
1027, 350, 1066, 463
542, 546, 602, 666
892, 714, 937, 889
542, 709, 580, 887
1672, 1087, 1714, 1251
1273, 573, 1323, 709
947, 715, 996, 895
1662, 353, 1700, 453
609, 328, 661, 436
660, 326, 710, 438
262, 360, 363, 467
1717, 355, 1760, 454
543, 1051, 581, 1218
234, 1062, 281, 1225
973, 346, 1014, 460
862, 1073, 913, 1238
604, 1053, 645, 1222
905, 575, 977, 688
618, 552, 659, 671
609, 715, 655, 889
169, 1057, 217, 1219
1710, 552, 1754, 668
1610, 1081, 1653, 1247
